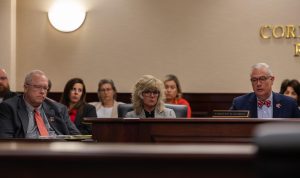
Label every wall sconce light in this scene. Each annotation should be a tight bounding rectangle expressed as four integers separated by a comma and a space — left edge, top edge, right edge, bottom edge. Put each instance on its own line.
48, 1, 86, 32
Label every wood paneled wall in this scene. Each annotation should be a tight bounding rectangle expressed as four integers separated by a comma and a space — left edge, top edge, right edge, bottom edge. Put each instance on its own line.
47, 92, 244, 117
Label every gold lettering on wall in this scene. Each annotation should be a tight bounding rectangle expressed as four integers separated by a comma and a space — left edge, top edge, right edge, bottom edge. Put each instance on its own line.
260, 25, 300, 39
260, 25, 300, 56
295, 43, 300, 56
272, 25, 285, 39
260, 25, 271, 39
286, 25, 296, 38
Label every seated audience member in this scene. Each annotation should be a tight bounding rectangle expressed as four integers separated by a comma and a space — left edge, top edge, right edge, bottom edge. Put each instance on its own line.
125, 75, 176, 118
45, 79, 55, 100
0, 69, 17, 103
279, 79, 300, 108
45, 80, 80, 135
0, 70, 80, 138
163, 74, 192, 117
60, 78, 97, 134
89, 79, 123, 118
230, 63, 300, 118
47, 79, 52, 93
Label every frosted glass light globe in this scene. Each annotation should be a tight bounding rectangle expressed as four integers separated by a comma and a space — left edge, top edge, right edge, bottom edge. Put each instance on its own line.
48, 1, 86, 32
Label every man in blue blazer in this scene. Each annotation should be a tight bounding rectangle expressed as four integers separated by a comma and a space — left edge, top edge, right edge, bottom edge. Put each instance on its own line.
0, 70, 80, 138
230, 63, 300, 118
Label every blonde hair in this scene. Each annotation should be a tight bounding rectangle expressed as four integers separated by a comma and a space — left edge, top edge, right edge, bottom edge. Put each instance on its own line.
132, 75, 165, 115
164, 74, 183, 99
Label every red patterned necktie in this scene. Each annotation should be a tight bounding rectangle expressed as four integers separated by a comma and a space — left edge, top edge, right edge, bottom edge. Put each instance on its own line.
257, 100, 271, 108
34, 110, 49, 136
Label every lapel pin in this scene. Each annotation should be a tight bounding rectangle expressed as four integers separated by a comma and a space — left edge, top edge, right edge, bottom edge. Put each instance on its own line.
49, 117, 55, 122
276, 103, 281, 108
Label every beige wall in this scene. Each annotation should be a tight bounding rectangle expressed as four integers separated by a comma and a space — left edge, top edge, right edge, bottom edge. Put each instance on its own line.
13, 0, 300, 92
0, 0, 11, 70
0, 0, 16, 90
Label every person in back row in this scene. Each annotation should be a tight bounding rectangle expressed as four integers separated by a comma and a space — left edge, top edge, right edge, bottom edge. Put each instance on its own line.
89, 79, 123, 118
0, 69, 17, 103
230, 63, 300, 118
0, 70, 80, 138
125, 75, 176, 118
163, 74, 192, 118
279, 79, 300, 108
60, 78, 97, 134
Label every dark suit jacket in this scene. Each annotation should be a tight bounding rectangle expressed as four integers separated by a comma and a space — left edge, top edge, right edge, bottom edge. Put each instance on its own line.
230, 92, 300, 118
74, 103, 97, 135
0, 95, 81, 138
3, 91, 17, 101
45, 99, 81, 135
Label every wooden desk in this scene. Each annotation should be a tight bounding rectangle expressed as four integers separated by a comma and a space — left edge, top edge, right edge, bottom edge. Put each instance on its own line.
85, 118, 300, 143
0, 142, 256, 178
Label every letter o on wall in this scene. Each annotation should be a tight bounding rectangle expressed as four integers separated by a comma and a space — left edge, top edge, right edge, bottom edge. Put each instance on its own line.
272, 26, 285, 39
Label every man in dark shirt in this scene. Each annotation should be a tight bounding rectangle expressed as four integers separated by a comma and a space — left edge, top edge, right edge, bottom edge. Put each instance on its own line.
0, 69, 17, 103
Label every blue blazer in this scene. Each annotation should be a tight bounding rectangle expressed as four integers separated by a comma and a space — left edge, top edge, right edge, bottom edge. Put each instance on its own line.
230, 92, 300, 118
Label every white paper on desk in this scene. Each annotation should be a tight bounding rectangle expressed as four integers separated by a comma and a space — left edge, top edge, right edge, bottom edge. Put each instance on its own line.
55, 135, 92, 140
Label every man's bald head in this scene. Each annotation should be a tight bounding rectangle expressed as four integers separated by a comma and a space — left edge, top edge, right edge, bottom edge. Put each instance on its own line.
0, 69, 10, 97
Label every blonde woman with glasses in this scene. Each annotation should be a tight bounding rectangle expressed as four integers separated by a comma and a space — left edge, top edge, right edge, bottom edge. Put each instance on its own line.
125, 75, 176, 118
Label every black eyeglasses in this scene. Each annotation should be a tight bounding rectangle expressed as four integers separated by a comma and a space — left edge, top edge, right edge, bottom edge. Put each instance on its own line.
250, 76, 271, 83
26, 84, 49, 92
99, 88, 112, 93
142, 90, 160, 97
0, 76, 7, 80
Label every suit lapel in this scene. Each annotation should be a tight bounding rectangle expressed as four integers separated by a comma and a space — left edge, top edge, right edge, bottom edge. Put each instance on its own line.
138, 111, 146, 118
43, 102, 60, 134
17, 98, 30, 134
248, 94, 258, 118
154, 109, 164, 118
272, 92, 281, 118
95, 103, 102, 112
111, 101, 118, 118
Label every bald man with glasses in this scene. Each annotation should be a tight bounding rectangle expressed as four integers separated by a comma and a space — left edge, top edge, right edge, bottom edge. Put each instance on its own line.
230, 63, 300, 118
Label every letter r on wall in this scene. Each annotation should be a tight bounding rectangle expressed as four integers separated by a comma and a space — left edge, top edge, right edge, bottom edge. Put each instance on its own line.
294, 43, 300, 56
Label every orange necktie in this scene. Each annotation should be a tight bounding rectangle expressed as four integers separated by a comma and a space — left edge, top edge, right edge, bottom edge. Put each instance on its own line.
34, 110, 49, 136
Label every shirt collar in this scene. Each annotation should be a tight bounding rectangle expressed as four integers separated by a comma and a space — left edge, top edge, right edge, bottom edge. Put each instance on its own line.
23, 95, 42, 113
256, 92, 273, 102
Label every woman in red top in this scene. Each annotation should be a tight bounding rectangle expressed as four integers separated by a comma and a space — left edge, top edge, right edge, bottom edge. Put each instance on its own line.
164, 74, 192, 118
60, 78, 97, 134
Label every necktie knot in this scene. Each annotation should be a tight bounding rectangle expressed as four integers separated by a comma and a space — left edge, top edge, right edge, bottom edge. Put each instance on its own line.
258, 100, 271, 108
